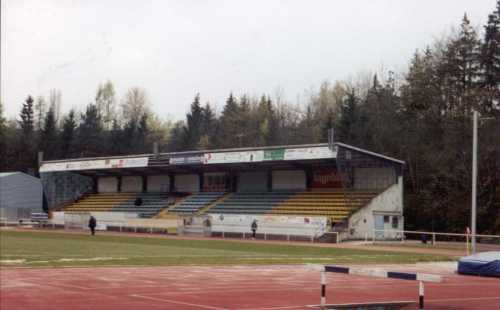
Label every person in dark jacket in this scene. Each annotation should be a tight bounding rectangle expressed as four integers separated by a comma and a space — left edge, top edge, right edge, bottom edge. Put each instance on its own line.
88, 216, 97, 236
251, 220, 258, 239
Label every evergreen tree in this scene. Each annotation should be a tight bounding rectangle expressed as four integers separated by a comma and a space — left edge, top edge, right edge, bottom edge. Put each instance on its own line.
217, 93, 241, 148
77, 104, 103, 157
183, 94, 203, 150
167, 121, 186, 152
60, 110, 77, 158
34, 96, 46, 132
337, 88, 359, 144
199, 102, 216, 149
480, 1, 500, 114
18, 96, 36, 172
442, 14, 482, 115
136, 113, 150, 153
39, 106, 59, 160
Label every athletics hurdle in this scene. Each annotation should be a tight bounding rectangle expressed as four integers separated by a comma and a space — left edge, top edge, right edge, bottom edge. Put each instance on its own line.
309, 264, 442, 309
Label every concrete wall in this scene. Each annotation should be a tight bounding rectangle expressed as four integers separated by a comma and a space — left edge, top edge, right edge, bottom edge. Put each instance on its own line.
121, 176, 142, 192
147, 175, 170, 192
0, 173, 43, 221
98, 177, 118, 193
272, 170, 306, 190
238, 172, 267, 192
41, 171, 94, 210
344, 175, 404, 240
175, 174, 199, 192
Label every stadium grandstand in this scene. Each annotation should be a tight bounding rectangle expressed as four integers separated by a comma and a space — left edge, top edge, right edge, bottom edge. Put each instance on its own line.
39, 142, 404, 241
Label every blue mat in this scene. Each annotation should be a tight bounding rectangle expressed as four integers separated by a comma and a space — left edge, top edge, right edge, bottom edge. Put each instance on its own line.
457, 251, 500, 277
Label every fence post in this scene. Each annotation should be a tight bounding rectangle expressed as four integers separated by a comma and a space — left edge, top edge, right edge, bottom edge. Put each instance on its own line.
264, 233, 267, 240
321, 270, 326, 307
372, 229, 376, 243
466, 233, 470, 255
432, 233, 436, 245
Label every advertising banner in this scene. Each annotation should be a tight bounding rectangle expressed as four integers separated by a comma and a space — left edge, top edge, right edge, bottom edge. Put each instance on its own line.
40, 157, 149, 172
169, 155, 205, 165
204, 151, 264, 164
284, 146, 336, 160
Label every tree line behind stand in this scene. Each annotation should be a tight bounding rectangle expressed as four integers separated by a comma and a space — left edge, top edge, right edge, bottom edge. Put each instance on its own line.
0, 4, 499, 234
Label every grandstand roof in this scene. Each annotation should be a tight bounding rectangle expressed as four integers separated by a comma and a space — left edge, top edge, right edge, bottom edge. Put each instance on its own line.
39, 142, 404, 175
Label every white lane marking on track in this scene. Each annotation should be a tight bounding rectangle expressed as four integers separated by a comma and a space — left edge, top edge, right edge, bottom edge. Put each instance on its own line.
130, 294, 230, 310
238, 305, 309, 310
428, 296, 500, 303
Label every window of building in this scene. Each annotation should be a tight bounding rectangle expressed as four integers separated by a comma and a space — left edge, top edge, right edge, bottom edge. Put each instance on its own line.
384, 215, 390, 223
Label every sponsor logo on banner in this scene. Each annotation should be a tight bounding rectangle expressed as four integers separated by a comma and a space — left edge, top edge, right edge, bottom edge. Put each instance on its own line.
263, 149, 285, 161
312, 168, 343, 188
169, 155, 206, 165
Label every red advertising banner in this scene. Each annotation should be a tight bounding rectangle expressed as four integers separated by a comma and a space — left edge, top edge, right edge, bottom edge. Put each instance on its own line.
312, 169, 343, 188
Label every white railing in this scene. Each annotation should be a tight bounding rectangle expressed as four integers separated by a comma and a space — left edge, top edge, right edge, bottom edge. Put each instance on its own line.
372, 229, 500, 255
214, 227, 338, 243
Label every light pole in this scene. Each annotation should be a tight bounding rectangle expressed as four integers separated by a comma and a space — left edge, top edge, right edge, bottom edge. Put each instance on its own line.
471, 111, 495, 254
471, 111, 478, 254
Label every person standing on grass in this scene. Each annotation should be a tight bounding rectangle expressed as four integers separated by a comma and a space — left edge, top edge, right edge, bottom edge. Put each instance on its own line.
88, 216, 97, 236
251, 220, 258, 239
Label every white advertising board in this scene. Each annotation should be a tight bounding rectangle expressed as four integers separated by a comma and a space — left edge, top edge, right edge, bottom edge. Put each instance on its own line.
284, 146, 336, 161
204, 150, 264, 164
210, 213, 328, 237
40, 157, 149, 172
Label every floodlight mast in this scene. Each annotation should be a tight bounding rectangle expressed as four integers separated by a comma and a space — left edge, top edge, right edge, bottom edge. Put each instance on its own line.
471, 111, 478, 254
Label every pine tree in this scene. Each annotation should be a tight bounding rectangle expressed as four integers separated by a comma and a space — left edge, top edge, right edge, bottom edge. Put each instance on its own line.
78, 104, 103, 157
34, 96, 46, 132
480, 1, 500, 114
60, 110, 77, 158
18, 96, 36, 172
337, 88, 359, 144
199, 102, 216, 149
136, 113, 150, 153
183, 94, 203, 150
39, 106, 59, 160
217, 93, 241, 148
443, 14, 482, 115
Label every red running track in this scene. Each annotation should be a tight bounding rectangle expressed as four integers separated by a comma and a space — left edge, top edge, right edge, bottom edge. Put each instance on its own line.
1, 264, 499, 310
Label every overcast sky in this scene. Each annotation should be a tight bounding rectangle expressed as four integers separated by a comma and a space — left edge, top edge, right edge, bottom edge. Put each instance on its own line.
1, 0, 496, 120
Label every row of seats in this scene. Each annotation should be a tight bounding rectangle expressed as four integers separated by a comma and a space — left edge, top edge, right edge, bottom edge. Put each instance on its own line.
64, 192, 175, 218
64, 193, 135, 212
208, 192, 294, 214
205, 190, 378, 220
270, 191, 378, 221
64, 190, 379, 220
113, 193, 173, 218
170, 192, 226, 213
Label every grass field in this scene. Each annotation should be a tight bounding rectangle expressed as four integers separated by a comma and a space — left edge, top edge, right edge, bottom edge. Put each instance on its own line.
0, 230, 454, 267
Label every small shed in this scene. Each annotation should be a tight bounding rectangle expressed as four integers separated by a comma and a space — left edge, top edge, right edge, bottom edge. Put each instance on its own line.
0, 172, 43, 221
